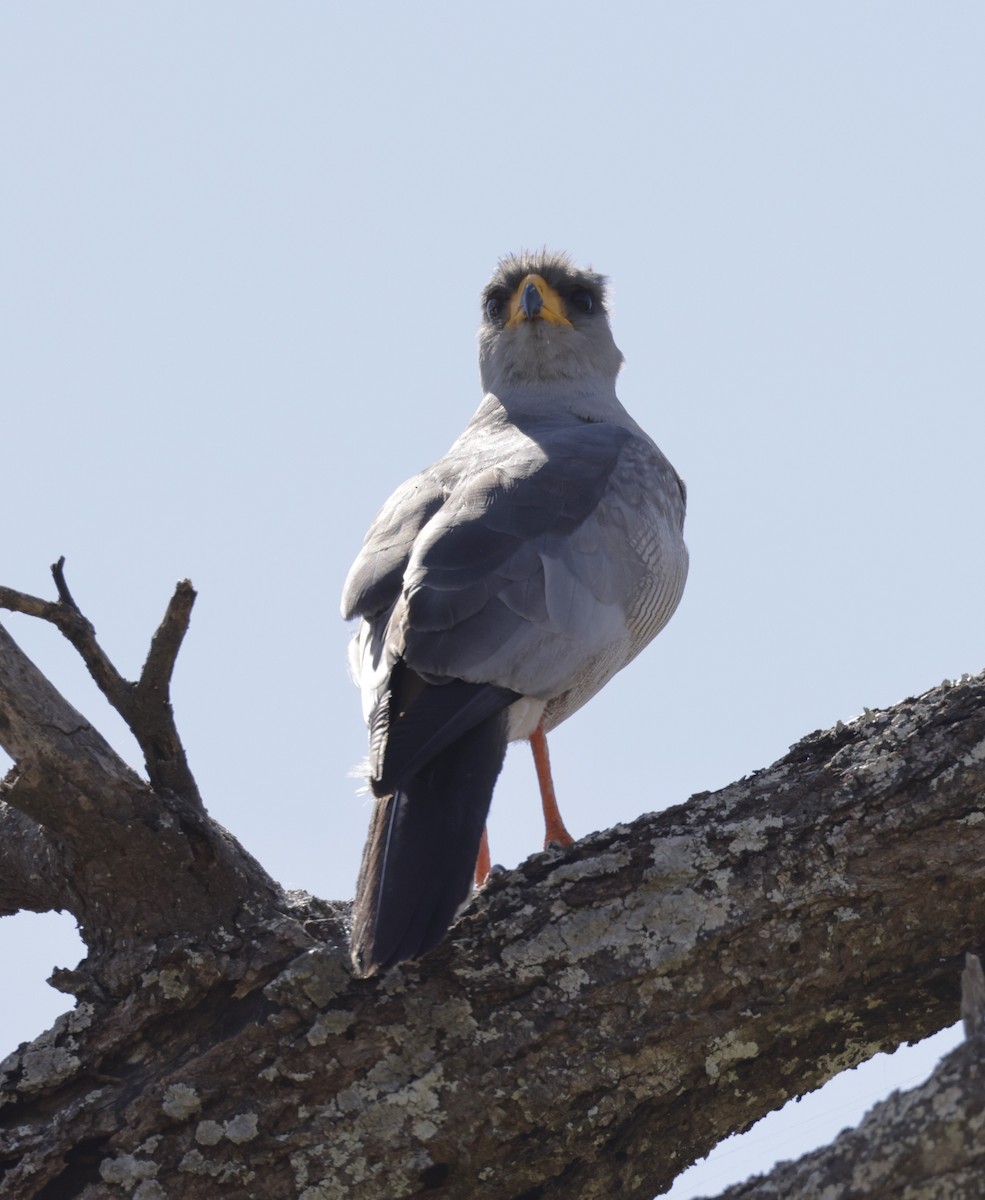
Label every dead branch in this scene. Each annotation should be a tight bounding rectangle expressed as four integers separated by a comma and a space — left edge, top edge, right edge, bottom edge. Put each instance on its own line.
0, 589, 288, 996
0, 559, 199, 802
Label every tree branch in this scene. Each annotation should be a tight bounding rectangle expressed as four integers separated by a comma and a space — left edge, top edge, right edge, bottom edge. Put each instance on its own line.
2, 670, 984, 1197
0, 614, 286, 994
708, 995, 985, 1198
49, 556, 81, 611
0, 561, 199, 802
0, 786, 72, 916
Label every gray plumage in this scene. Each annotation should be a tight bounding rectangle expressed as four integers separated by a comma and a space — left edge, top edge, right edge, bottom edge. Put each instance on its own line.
342, 250, 688, 975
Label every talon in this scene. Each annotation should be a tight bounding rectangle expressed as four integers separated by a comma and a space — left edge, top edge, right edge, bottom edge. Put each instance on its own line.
544, 837, 574, 852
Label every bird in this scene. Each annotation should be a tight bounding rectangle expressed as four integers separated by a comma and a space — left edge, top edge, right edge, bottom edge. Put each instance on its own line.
341, 250, 688, 976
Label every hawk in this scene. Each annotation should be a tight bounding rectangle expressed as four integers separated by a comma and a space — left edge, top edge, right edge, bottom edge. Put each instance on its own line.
342, 251, 688, 975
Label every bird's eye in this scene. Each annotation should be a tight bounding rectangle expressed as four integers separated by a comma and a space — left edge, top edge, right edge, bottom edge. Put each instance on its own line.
568, 287, 594, 314
485, 294, 505, 322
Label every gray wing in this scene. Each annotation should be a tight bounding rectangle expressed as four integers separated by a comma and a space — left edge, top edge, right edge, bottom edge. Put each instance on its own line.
341, 470, 448, 622
390, 421, 687, 704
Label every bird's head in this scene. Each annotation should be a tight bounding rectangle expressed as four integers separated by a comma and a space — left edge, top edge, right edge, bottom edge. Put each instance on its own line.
477, 251, 624, 397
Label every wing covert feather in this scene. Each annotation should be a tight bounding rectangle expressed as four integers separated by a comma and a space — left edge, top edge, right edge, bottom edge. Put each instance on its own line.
394, 423, 686, 697
341, 470, 447, 620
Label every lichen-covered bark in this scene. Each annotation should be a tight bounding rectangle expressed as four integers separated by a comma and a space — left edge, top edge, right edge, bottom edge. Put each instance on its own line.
708, 1029, 985, 1199
3, 594, 985, 1199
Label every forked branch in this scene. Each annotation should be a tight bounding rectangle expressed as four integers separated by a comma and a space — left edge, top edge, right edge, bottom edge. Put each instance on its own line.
0, 568, 286, 990
0, 559, 199, 803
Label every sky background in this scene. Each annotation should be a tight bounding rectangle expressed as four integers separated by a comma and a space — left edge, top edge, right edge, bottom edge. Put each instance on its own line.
1, 4, 982, 1195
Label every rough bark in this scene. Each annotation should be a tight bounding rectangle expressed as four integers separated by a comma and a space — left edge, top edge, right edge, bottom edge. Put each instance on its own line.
1, 571, 985, 1199
708, 1022, 985, 1199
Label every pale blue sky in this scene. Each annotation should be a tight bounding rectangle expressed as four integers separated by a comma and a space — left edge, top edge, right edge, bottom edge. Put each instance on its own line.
2, 5, 982, 1195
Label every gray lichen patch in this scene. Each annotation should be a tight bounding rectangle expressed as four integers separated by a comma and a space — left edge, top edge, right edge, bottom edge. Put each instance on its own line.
705, 1031, 760, 1080
161, 1082, 201, 1121
99, 1152, 159, 1186
179, 1148, 257, 1187
306, 1008, 356, 1046
624, 888, 731, 965
547, 850, 632, 884
298, 1053, 458, 1195
497, 902, 629, 978
725, 815, 786, 855
223, 1112, 259, 1144
2, 1002, 95, 1094
265, 946, 352, 1013
133, 1183, 167, 1200
192, 1112, 258, 1146
555, 965, 591, 999
648, 834, 708, 884
15, 1041, 81, 1092
194, 1120, 224, 1146
141, 967, 191, 1002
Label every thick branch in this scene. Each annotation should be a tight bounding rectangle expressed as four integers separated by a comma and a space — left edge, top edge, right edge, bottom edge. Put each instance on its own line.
0, 563, 199, 802
2, 671, 985, 1198
709, 1019, 985, 1198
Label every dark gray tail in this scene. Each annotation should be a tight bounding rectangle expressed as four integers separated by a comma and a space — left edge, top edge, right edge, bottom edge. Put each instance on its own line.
350, 684, 514, 976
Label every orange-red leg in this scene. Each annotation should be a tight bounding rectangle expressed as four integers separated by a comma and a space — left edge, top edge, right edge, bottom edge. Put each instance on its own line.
475, 825, 491, 887
530, 724, 574, 848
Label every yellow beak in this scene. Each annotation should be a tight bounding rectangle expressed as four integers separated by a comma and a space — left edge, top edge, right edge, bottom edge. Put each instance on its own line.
505, 274, 572, 329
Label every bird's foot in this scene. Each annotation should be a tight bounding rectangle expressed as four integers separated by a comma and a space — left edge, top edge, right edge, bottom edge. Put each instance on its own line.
475, 862, 507, 890
543, 833, 575, 851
